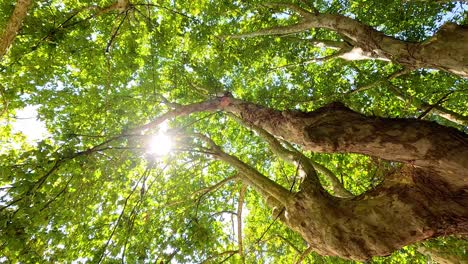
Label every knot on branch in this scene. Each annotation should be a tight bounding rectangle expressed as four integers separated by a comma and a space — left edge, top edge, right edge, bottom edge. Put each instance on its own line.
217, 91, 233, 107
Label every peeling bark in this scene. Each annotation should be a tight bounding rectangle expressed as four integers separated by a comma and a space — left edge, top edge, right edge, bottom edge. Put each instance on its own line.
0, 0, 33, 60
229, 4, 468, 77
285, 166, 467, 261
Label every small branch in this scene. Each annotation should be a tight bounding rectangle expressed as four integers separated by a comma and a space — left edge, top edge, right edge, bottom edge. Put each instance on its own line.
97, 163, 151, 263
26, 1, 131, 55
281, 47, 352, 68
298, 0, 319, 14
237, 184, 247, 263
0, 0, 33, 59
255, 207, 285, 245
387, 83, 468, 125
417, 91, 454, 119
133, 3, 201, 23
266, 235, 302, 253
295, 246, 313, 264
133, 97, 225, 133
166, 175, 238, 207
279, 36, 350, 50
105, 10, 129, 53
227, 22, 313, 39
349, 68, 410, 94
308, 160, 354, 198
39, 174, 75, 211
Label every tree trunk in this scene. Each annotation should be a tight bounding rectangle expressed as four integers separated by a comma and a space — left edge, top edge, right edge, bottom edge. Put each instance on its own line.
283, 166, 467, 261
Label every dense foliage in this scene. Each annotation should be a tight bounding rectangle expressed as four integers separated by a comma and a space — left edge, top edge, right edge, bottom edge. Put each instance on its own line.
0, 0, 467, 263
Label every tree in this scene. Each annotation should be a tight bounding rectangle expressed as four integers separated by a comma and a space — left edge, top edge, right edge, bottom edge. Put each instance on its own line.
0, 0, 467, 263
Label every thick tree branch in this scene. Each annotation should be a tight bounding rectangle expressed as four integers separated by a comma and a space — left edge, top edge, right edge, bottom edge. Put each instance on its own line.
0, 0, 33, 59
222, 98, 468, 189
128, 95, 467, 189
194, 133, 293, 205
228, 3, 385, 49
295, 246, 313, 264
228, 3, 468, 76
228, 113, 353, 198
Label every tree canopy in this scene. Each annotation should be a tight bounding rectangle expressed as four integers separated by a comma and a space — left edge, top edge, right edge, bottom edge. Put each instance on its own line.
0, 0, 467, 263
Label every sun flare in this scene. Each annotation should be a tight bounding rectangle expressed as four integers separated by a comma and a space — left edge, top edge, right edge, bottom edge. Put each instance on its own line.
148, 133, 173, 156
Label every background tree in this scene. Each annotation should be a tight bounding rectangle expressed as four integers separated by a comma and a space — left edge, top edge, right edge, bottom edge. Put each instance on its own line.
0, 0, 467, 263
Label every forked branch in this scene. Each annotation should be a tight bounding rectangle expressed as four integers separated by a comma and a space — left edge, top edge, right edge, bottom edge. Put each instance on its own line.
193, 133, 293, 205
228, 113, 353, 198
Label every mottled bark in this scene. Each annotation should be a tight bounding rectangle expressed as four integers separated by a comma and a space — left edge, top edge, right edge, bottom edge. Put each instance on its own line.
228, 113, 353, 198
284, 166, 467, 261
229, 3, 468, 77
224, 99, 468, 190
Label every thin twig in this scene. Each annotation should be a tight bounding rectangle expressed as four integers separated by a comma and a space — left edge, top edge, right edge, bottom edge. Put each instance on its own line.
106, 10, 129, 52
295, 246, 313, 263
237, 184, 247, 263
349, 68, 410, 94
